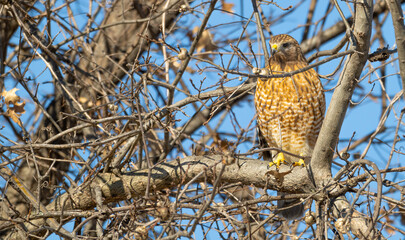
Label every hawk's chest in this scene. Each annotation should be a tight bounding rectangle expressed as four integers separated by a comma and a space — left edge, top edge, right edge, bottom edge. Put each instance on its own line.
255, 63, 316, 110
254, 61, 326, 152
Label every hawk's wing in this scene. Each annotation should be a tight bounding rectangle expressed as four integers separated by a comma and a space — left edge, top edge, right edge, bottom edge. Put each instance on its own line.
257, 127, 272, 161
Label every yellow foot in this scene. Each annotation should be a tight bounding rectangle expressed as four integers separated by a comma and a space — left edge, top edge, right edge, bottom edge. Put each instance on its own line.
293, 158, 306, 167
269, 153, 285, 168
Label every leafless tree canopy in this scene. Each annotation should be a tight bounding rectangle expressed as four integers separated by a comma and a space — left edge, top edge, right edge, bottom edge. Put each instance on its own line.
0, 0, 404, 239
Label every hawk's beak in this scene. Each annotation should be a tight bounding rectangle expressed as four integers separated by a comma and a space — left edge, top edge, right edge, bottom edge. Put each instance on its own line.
270, 43, 279, 55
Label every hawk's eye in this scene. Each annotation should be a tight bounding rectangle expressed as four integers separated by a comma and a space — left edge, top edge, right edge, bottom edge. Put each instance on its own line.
282, 42, 290, 48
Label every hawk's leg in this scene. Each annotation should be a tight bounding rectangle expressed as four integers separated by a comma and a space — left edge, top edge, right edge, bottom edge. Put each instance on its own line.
293, 153, 306, 167
268, 152, 286, 168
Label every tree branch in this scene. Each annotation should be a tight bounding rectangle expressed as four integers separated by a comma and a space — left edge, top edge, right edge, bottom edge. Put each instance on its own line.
10, 155, 313, 239
6, 152, 389, 239
385, 0, 405, 99
310, 0, 373, 181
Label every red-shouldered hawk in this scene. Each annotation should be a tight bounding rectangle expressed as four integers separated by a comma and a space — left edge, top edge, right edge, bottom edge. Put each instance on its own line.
255, 34, 326, 219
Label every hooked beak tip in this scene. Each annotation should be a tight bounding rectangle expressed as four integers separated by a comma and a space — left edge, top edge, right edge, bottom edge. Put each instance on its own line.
270, 44, 278, 55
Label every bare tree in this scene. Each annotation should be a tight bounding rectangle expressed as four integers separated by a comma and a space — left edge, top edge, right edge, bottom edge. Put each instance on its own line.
0, 0, 404, 239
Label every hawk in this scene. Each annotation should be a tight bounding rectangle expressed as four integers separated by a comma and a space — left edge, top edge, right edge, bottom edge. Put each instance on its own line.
254, 34, 326, 219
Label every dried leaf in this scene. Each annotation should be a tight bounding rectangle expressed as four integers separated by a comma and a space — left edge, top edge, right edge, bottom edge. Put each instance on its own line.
221, 0, 234, 13
2, 88, 21, 104
12, 101, 26, 114
6, 102, 26, 126
192, 27, 217, 53
79, 96, 88, 104
79, 96, 94, 107
2, 88, 26, 126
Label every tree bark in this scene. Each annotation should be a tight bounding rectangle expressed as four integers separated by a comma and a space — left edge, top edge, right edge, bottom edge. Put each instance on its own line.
385, 0, 405, 99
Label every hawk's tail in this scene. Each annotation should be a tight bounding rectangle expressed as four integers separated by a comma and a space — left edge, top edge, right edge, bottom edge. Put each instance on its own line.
276, 192, 304, 220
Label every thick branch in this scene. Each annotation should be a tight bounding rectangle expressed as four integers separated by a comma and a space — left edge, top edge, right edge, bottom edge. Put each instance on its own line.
6, 154, 385, 239
310, 1, 374, 238
386, 0, 405, 99
12, 155, 313, 239
310, 0, 373, 181
51, 156, 315, 210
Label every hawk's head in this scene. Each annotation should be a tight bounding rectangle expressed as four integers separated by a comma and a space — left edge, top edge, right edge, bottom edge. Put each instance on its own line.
269, 34, 306, 63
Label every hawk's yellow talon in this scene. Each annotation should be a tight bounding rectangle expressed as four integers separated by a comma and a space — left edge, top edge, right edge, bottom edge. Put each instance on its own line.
293, 158, 306, 167
269, 153, 285, 168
